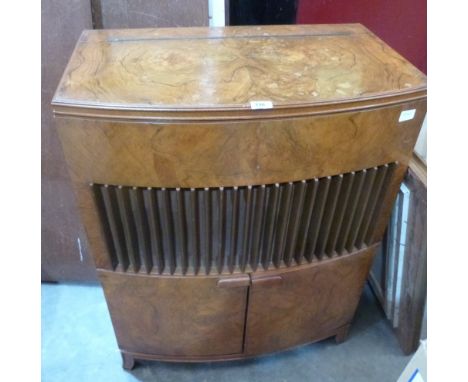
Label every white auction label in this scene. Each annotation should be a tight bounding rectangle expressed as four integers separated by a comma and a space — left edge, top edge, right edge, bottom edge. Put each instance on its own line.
250, 100, 273, 110
399, 109, 416, 122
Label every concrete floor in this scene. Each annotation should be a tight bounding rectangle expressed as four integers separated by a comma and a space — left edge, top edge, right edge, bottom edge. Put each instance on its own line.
42, 282, 411, 382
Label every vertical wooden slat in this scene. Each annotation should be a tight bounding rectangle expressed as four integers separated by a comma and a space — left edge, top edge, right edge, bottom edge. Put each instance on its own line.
336, 170, 367, 254
240, 186, 253, 272
271, 185, 285, 267
176, 188, 188, 274
160, 188, 176, 274
346, 167, 378, 252
284, 181, 307, 266
217, 187, 227, 274
228, 187, 239, 273
296, 179, 319, 264
326, 172, 355, 255
189, 188, 201, 274
248, 186, 259, 270
316, 175, 344, 258
93, 162, 397, 275
129, 187, 152, 273
263, 184, 280, 270
356, 165, 389, 248
143, 188, 164, 274
91, 184, 117, 269
305, 177, 331, 261
100, 185, 128, 270
203, 188, 212, 274
250, 185, 266, 271
275, 182, 294, 266
257, 184, 270, 269
364, 163, 397, 245
115, 186, 140, 272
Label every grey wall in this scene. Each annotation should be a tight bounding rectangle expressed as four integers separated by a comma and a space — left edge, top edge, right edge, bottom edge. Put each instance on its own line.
98, 0, 209, 28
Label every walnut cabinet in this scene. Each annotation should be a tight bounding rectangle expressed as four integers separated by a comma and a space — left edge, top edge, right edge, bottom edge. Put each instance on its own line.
52, 24, 427, 369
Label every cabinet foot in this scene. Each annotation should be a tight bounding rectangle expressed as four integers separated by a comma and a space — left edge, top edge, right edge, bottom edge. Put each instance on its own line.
121, 352, 135, 370
335, 324, 351, 344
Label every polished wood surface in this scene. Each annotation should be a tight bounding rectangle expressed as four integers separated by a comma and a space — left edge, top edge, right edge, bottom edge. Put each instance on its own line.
101, 246, 375, 365
245, 246, 375, 355
57, 100, 425, 189
100, 271, 249, 357
52, 24, 426, 117
88, 165, 393, 275
118, 323, 342, 365
53, 24, 427, 368
297, 0, 427, 73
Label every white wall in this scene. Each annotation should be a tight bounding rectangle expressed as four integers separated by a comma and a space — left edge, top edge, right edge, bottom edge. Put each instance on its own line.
208, 0, 225, 26
415, 116, 427, 162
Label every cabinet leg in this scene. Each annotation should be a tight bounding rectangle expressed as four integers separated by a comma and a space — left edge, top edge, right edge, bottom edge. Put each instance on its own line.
121, 352, 135, 370
335, 324, 351, 344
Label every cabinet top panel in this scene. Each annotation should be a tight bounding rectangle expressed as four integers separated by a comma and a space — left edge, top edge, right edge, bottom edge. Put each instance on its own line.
52, 24, 426, 120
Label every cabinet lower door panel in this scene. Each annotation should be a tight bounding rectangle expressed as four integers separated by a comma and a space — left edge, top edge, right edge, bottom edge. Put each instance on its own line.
245, 247, 376, 355
99, 271, 249, 357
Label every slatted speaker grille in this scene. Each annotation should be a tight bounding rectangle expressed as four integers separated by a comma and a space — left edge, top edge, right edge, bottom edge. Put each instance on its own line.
93, 163, 396, 275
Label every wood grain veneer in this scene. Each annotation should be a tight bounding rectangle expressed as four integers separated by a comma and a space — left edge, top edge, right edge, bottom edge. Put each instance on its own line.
53, 24, 427, 369
99, 271, 248, 357
246, 246, 376, 355
90, 164, 394, 275
53, 24, 425, 114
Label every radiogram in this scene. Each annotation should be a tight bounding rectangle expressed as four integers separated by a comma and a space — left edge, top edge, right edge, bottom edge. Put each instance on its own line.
52, 24, 427, 369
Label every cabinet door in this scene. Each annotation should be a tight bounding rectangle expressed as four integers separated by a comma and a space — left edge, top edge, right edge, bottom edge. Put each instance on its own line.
245, 247, 375, 355
100, 272, 249, 358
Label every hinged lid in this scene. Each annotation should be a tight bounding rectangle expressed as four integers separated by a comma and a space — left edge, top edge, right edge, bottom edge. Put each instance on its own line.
52, 24, 426, 121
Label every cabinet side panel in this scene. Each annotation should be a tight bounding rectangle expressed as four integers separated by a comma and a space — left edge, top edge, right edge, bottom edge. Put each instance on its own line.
54, 117, 114, 270
73, 181, 114, 269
